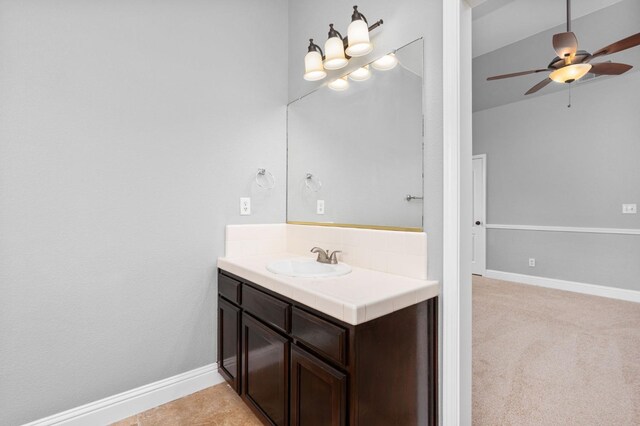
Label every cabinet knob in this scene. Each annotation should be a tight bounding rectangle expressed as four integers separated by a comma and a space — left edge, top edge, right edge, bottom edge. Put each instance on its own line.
475, 221, 481, 226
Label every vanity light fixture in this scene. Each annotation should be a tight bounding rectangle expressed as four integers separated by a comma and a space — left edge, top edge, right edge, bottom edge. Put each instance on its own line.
303, 5, 383, 81
304, 39, 327, 81
328, 76, 349, 91
371, 53, 398, 71
348, 65, 371, 81
346, 6, 373, 57
323, 24, 348, 70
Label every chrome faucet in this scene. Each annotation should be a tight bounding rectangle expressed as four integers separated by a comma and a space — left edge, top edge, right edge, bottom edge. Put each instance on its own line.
310, 247, 342, 264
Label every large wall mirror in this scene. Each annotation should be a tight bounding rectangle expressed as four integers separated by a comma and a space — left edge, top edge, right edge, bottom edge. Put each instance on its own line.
287, 38, 424, 231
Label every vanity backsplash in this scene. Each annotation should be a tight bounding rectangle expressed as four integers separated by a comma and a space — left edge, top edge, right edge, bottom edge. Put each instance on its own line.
225, 224, 427, 280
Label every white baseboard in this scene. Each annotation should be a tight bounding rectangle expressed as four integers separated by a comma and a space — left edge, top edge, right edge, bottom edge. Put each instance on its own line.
484, 270, 640, 304
23, 363, 225, 426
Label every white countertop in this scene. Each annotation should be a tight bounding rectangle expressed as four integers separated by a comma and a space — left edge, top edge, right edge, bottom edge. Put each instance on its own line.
217, 253, 439, 325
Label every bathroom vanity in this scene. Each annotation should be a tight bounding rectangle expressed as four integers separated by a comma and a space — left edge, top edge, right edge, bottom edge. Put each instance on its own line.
217, 249, 439, 426
217, 36, 436, 425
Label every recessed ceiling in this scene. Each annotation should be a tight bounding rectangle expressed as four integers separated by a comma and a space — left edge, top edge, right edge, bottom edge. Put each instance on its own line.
472, 0, 627, 58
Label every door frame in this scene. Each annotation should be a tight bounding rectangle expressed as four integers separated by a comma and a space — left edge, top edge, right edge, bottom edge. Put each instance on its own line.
472, 154, 487, 276
442, 0, 472, 425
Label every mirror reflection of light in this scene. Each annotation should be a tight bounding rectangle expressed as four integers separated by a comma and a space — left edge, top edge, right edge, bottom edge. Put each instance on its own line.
328, 76, 350, 91
349, 66, 371, 81
371, 54, 398, 71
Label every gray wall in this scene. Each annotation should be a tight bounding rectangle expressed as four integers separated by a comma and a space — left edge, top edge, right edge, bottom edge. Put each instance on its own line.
474, 71, 640, 290
287, 0, 443, 283
287, 62, 423, 228
0, 1, 287, 424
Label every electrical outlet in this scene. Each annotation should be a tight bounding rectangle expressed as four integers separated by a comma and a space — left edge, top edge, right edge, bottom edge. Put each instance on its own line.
529, 258, 536, 267
317, 200, 325, 215
622, 204, 637, 214
240, 197, 251, 215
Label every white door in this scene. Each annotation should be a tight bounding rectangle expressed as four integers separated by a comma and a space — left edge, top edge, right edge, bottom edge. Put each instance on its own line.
472, 155, 486, 275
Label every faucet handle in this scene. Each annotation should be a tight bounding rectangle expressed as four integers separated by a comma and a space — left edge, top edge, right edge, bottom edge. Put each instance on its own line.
328, 250, 342, 264
310, 247, 330, 263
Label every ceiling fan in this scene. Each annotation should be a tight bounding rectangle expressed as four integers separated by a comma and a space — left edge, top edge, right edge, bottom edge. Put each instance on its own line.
487, 0, 640, 95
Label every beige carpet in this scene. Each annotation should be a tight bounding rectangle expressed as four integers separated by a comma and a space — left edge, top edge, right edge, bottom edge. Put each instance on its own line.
473, 275, 640, 425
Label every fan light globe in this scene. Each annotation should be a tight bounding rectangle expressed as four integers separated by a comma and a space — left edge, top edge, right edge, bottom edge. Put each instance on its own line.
348, 66, 371, 81
549, 63, 592, 83
324, 36, 348, 70
371, 54, 398, 71
304, 50, 326, 81
346, 19, 373, 57
328, 76, 349, 91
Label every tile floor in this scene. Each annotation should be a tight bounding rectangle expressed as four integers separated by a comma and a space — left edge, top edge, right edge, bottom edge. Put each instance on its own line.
111, 383, 261, 426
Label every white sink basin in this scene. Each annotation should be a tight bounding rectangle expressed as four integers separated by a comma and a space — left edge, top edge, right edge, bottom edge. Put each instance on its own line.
266, 258, 352, 278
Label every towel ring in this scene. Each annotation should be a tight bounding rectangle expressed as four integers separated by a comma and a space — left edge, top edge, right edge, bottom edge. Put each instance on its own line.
305, 173, 322, 192
256, 168, 275, 189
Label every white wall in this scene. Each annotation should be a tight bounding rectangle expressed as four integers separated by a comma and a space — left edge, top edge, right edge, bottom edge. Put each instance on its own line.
473, 72, 640, 290
0, 1, 287, 424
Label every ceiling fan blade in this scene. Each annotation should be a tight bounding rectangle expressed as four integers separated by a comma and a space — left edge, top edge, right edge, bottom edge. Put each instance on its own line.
487, 69, 549, 80
552, 32, 578, 59
589, 62, 633, 75
525, 78, 552, 95
591, 32, 640, 60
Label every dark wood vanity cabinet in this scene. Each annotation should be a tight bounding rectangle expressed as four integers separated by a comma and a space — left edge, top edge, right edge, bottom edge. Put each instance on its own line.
217, 296, 241, 392
217, 269, 438, 426
291, 345, 346, 426
242, 312, 290, 425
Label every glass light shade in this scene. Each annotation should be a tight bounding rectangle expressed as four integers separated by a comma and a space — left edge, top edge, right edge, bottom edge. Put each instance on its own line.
549, 63, 592, 83
328, 76, 349, 91
304, 50, 327, 81
348, 66, 371, 81
323, 36, 348, 70
345, 19, 373, 57
371, 54, 398, 71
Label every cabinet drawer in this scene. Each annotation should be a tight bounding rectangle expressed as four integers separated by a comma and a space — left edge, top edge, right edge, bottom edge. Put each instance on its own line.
291, 307, 347, 366
219, 272, 241, 305
242, 284, 290, 333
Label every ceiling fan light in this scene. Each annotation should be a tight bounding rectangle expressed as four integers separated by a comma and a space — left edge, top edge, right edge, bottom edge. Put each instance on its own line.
549, 63, 591, 83
328, 76, 349, 91
371, 54, 398, 71
348, 66, 371, 81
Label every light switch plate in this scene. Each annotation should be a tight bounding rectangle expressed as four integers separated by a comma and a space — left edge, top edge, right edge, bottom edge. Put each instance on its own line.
622, 204, 637, 214
240, 197, 251, 215
317, 200, 325, 215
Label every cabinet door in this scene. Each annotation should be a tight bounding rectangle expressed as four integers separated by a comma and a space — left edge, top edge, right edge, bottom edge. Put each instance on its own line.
242, 313, 289, 426
291, 345, 346, 426
218, 297, 241, 393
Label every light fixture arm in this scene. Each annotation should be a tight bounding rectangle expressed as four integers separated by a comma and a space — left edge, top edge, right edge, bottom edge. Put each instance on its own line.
566, 0, 571, 32
328, 24, 344, 41
307, 38, 324, 57
351, 5, 369, 24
